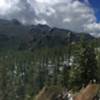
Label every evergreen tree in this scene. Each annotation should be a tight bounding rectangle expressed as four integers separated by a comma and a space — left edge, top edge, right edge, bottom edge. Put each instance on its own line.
63, 32, 72, 87
78, 42, 98, 85
68, 65, 83, 90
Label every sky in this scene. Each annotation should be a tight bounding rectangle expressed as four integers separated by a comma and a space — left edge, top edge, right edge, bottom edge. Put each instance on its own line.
0, 0, 100, 37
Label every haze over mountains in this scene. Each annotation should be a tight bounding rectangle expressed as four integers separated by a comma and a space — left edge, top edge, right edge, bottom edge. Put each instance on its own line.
0, 19, 95, 50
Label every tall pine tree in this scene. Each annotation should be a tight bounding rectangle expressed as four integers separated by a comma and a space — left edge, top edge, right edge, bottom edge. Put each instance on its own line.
79, 41, 98, 85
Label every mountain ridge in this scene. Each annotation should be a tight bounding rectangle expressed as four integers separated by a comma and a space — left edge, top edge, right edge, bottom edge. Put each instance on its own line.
0, 19, 95, 50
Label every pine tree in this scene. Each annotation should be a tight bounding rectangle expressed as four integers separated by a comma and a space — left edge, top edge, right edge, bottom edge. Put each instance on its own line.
68, 65, 83, 90
78, 42, 98, 85
63, 32, 72, 87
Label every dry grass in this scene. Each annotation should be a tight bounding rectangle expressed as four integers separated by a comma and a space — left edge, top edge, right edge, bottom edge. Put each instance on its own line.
34, 85, 64, 100
74, 84, 100, 100
33, 84, 100, 100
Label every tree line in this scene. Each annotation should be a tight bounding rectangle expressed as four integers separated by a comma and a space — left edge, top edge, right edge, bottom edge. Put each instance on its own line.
0, 41, 99, 100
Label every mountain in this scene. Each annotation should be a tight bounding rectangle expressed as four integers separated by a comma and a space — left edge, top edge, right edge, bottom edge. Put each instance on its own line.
0, 19, 95, 50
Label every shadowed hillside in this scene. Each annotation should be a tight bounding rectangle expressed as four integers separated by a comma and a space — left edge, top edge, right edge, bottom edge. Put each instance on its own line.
0, 19, 95, 50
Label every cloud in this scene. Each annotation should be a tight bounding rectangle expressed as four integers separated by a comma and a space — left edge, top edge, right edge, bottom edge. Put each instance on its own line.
34, 19, 47, 24
84, 23, 100, 36
0, 0, 20, 15
0, 0, 100, 36
0, 0, 36, 24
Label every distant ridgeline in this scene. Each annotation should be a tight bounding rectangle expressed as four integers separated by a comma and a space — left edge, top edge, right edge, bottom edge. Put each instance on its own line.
0, 19, 96, 50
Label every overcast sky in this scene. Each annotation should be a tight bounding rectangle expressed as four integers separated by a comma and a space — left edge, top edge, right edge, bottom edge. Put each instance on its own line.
0, 0, 100, 36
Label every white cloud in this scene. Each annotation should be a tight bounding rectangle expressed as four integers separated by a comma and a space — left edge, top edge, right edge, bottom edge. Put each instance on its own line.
84, 23, 100, 36
34, 19, 47, 24
63, 18, 71, 23
0, 0, 100, 36
0, 0, 20, 15
34, 0, 72, 5
25, 0, 100, 36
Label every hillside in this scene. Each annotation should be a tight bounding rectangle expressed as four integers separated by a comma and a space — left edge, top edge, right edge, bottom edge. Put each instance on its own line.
0, 19, 95, 50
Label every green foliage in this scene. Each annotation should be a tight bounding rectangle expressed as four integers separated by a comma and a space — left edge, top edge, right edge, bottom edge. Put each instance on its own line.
0, 48, 69, 100
68, 41, 99, 90
78, 42, 98, 85
68, 66, 83, 90
0, 42, 99, 100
